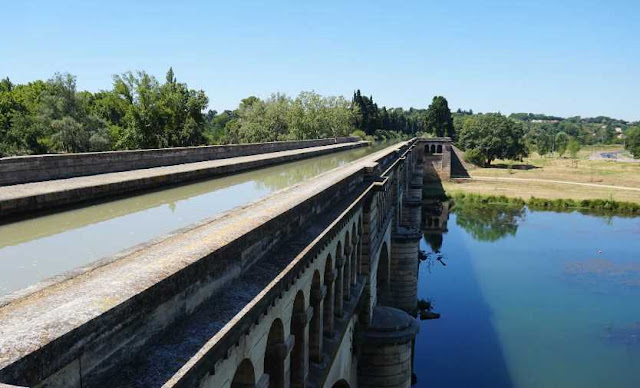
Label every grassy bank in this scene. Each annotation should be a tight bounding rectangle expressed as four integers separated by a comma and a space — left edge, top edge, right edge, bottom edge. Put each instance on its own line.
449, 145, 640, 204
445, 191, 640, 216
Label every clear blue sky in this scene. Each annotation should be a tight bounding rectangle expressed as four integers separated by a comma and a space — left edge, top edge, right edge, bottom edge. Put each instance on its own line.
3, 0, 639, 121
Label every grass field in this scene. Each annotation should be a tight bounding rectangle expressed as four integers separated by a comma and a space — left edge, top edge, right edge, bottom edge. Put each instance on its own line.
446, 145, 640, 204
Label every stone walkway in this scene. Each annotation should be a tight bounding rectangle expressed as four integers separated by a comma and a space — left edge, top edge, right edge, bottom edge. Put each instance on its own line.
0, 141, 367, 217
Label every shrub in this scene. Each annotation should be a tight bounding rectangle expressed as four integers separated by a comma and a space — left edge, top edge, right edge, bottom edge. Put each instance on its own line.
350, 129, 366, 140
464, 148, 485, 166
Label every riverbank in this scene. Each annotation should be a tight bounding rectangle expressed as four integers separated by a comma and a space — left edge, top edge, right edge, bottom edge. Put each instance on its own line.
441, 191, 640, 216
447, 145, 640, 204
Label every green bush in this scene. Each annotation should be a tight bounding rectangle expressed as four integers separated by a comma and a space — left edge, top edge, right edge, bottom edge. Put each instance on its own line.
455, 193, 640, 216
350, 129, 367, 140
463, 148, 485, 166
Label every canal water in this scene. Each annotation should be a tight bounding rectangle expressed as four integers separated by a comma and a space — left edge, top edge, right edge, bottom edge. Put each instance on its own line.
415, 201, 640, 387
0, 143, 392, 297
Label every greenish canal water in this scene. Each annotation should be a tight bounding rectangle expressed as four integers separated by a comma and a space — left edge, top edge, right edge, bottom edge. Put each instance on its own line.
0, 143, 392, 297
415, 201, 640, 387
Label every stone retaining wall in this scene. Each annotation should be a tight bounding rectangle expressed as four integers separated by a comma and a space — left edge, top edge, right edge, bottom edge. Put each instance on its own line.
0, 137, 359, 186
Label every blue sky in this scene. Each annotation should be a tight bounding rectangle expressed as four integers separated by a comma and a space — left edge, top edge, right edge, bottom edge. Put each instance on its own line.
3, 0, 639, 120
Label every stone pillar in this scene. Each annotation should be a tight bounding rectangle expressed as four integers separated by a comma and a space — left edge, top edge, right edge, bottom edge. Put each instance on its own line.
401, 198, 422, 230
343, 246, 352, 301
265, 338, 291, 388
409, 172, 423, 202
309, 285, 326, 363
441, 144, 452, 181
334, 257, 345, 318
323, 269, 336, 336
357, 306, 420, 388
389, 228, 422, 315
351, 249, 358, 286
291, 307, 313, 388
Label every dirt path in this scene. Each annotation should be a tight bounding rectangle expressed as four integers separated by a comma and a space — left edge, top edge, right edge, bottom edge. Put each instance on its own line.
457, 176, 640, 192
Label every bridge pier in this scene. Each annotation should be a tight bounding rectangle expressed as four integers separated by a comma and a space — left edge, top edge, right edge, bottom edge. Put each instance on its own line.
389, 228, 422, 315
357, 306, 419, 388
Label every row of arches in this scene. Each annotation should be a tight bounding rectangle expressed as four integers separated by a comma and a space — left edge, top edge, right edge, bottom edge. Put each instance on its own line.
424, 144, 443, 154
230, 217, 363, 388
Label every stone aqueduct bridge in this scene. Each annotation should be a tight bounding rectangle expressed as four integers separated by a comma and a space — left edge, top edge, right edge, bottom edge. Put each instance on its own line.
0, 138, 453, 388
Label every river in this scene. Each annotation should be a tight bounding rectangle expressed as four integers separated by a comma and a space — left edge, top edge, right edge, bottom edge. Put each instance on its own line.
415, 200, 640, 387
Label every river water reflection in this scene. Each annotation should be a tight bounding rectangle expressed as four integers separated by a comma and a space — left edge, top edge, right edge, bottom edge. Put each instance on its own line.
415, 201, 640, 387
0, 143, 392, 297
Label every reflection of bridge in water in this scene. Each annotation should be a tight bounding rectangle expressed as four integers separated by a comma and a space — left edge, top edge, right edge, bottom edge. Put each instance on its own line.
0, 138, 454, 388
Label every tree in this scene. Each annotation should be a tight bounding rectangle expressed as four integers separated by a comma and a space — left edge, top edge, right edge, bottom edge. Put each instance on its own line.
536, 131, 553, 157
351, 90, 380, 135
625, 127, 640, 158
110, 68, 209, 149
555, 132, 569, 156
424, 96, 454, 138
458, 113, 527, 166
567, 138, 581, 159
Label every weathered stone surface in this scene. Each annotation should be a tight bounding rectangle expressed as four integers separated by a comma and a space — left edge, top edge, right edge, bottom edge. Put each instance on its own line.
0, 141, 366, 217
0, 137, 360, 186
0, 141, 409, 387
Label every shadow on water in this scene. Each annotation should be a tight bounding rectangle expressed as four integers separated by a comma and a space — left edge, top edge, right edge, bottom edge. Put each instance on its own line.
414, 180, 515, 387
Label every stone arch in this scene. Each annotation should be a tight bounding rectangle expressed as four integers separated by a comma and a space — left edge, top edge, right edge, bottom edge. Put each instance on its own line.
430, 144, 436, 153
231, 358, 255, 388
309, 270, 323, 363
332, 379, 351, 388
424, 144, 430, 154
323, 254, 335, 337
290, 290, 306, 388
376, 242, 391, 306
437, 144, 443, 153
264, 318, 285, 388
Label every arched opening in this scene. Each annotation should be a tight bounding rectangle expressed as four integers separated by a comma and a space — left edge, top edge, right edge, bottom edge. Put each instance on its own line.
376, 242, 391, 306
334, 241, 344, 317
424, 144, 430, 154
355, 243, 361, 279
323, 254, 334, 337
343, 232, 351, 302
332, 379, 351, 388
437, 144, 443, 153
430, 144, 436, 153
350, 223, 358, 285
231, 359, 255, 388
309, 271, 323, 363
351, 223, 357, 244
264, 319, 285, 388
290, 291, 307, 388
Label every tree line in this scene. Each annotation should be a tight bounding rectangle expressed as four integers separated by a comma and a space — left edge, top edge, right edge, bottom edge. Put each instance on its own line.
453, 110, 640, 166
0, 69, 458, 157
2, 68, 636, 161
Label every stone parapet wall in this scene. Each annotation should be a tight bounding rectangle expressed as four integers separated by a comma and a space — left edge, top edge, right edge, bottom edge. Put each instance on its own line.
0, 137, 359, 186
